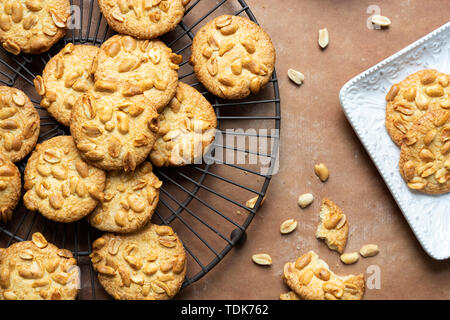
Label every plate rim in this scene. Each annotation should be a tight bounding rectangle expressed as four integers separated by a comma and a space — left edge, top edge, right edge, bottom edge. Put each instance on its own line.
339, 21, 450, 260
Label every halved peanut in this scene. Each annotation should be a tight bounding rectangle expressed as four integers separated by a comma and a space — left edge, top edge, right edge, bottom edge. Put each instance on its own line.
280, 219, 297, 234
324, 214, 343, 229
360, 244, 379, 257
318, 28, 329, 48
294, 252, 312, 270
314, 268, 331, 281
250, 77, 261, 94
314, 163, 329, 182
288, 69, 305, 85
415, 92, 430, 110
251, 253, 272, 266
386, 84, 399, 101
32, 232, 48, 249
245, 195, 266, 209
424, 129, 437, 145
407, 177, 427, 190
371, 15, 391, 27
419, 148, 435, 162
425, 84, 444, 97
297, 193, 314, 208
340, 252, 360, 264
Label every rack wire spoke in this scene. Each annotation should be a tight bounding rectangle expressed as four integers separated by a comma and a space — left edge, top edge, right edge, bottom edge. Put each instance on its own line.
192, 166, 263, 195
158, 170, 247, 228
159, 188, 233, 245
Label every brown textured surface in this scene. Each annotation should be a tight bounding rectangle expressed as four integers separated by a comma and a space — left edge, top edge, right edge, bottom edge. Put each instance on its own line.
177, 0, 450, 300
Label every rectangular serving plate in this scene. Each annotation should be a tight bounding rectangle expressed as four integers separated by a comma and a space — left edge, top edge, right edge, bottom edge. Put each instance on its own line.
339, 22, 450, 260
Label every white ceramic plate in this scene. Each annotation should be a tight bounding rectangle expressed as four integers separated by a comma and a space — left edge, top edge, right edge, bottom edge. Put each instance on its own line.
339, 22, 450, 260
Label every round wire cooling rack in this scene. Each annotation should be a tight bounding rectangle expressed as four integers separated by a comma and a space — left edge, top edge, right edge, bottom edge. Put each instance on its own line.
0, 0, 280, 299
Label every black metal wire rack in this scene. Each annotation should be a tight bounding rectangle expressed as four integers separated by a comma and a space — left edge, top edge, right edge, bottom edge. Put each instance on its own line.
0, 0, 280, 299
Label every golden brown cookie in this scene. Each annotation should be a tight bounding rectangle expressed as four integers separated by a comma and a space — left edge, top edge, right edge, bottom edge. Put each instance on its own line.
399, 109, 450, 194
70, 90, 159, 171
282, 251, 365, 300
90, 223, 187, 300
190, 15, 276, 99
0, 86, 40, 163
0, 154, 21, 223
34, 43, 99, 126
97, 0, 190, 39
88, 162, 162, 233
150, 82, 217, 167
0, 0, 70, 55
94, 35, 180, 112
385, 69, 450, 145
315, 198, 348, 254
23, 135, 106, 223
0, 232, 79, 300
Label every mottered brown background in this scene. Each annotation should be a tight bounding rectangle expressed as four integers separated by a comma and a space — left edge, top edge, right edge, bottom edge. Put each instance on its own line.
178, 0, 450, 300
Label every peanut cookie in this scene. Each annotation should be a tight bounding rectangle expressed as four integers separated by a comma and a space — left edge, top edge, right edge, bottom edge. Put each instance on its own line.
0, 0, 70, 55
97, 0, 190, 40
190, 15, 276, 99
283, 251, 365, 300
88, 162, 162, 233
70, 90, 159, 171
386, 69, 450, 145
0, 232, 79, 300
315, 198, 348, 254
399, 109, 450, 194
34, 43, 99, 126
90, 223, 187, 300
94, 35, 180, 112
0, 86, 40, 162
150, 82, 217, 166
279, 291, 301, 300
0, 154, 21, 223
23, 135, 106, 223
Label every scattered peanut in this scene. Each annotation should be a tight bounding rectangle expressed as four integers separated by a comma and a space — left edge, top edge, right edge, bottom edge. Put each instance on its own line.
245, 196, 266, 209
252, 253, 272, 266
280, 219, 298, 234
360, 244, 379, 257
318, 28, 329, 49
314, 163, 329, 182
371, 15, 391, 27
340, 252, 360, 265
297, 193, 314, 208
287, 69, 305, 85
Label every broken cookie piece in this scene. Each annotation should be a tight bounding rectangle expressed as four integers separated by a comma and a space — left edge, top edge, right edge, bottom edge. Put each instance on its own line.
282, 251, 365, 300
316, 198, 348, 254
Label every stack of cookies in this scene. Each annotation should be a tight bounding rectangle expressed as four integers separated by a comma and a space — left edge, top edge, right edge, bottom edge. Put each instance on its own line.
385, 69, 450, 195
0, 0, 276, 300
